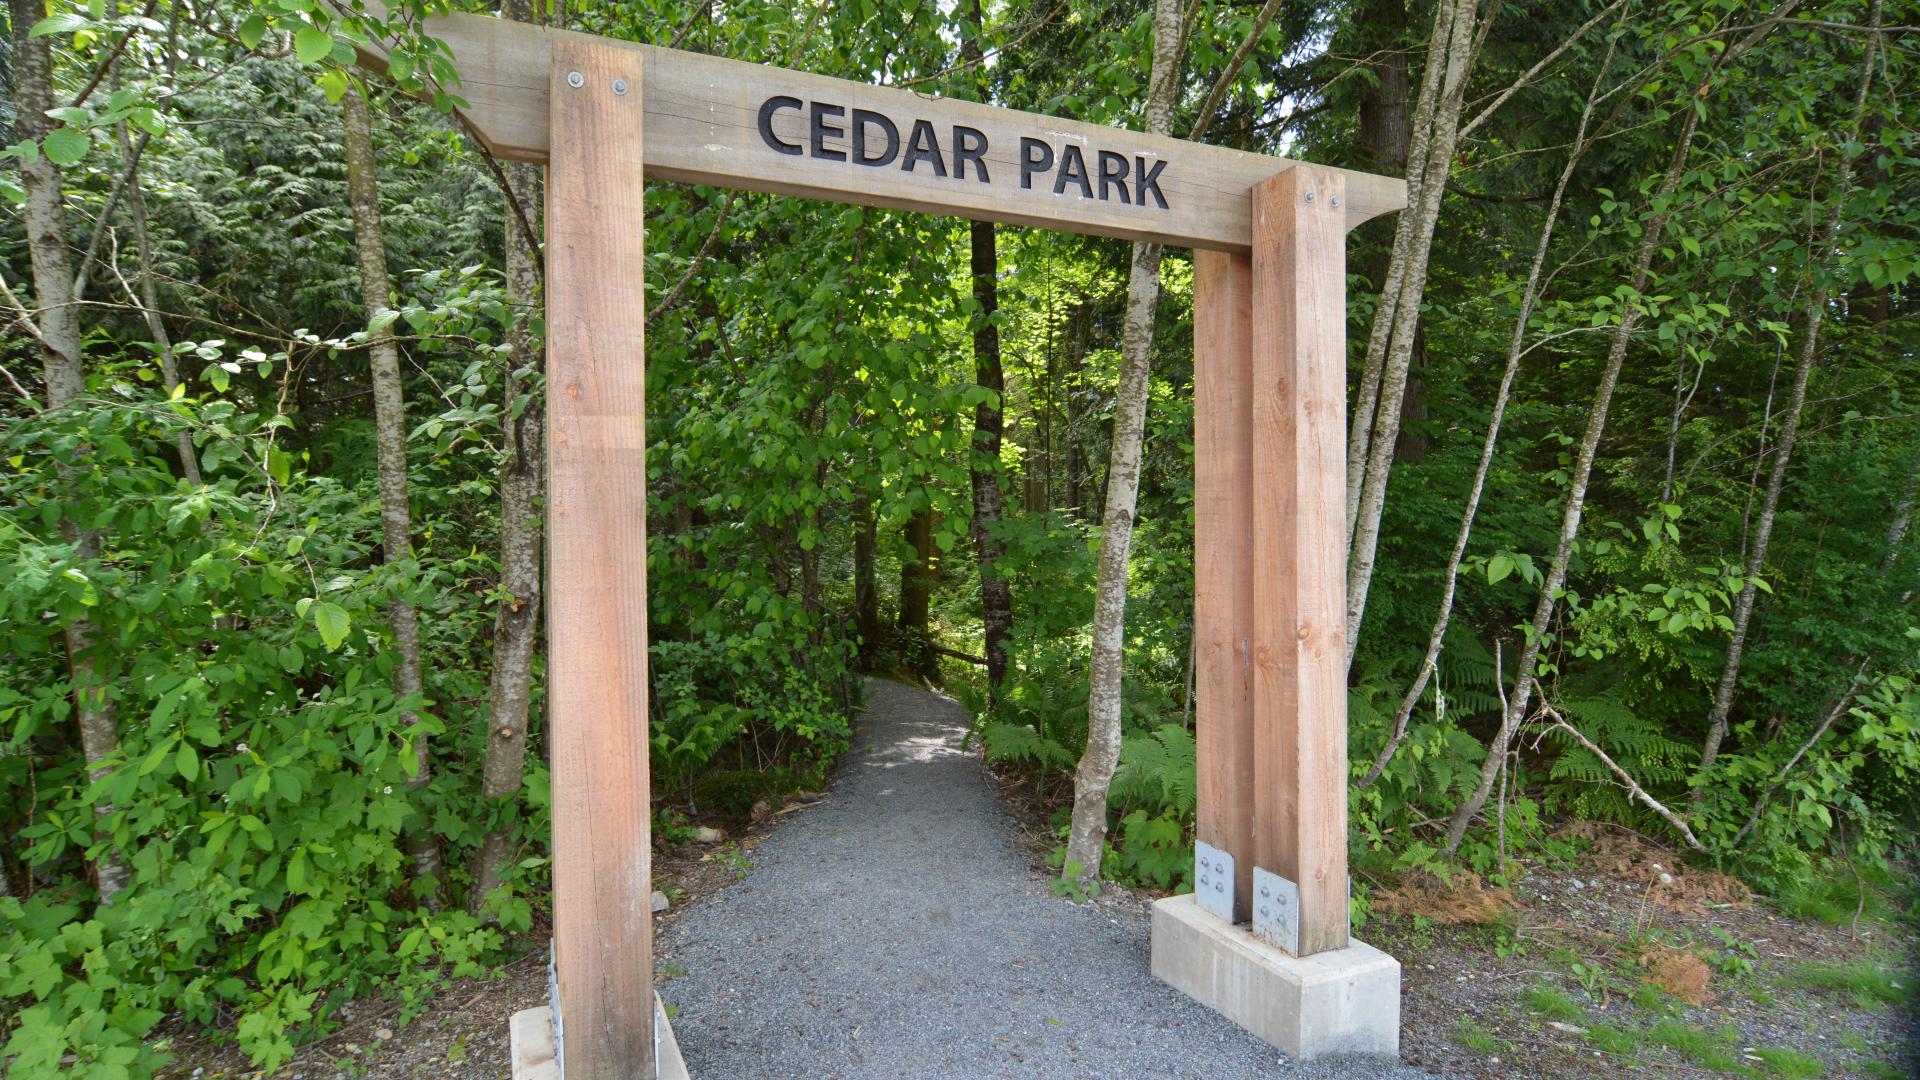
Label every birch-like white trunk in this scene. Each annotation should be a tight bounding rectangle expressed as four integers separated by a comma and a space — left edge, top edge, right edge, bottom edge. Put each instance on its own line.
342, 83, 442, 897
1344, 0, 1482, 666
1441, 107, 1704, 853
1698, 2, 1878, 778
11, 0, 133, 903
1061, 0, 1184, 888
1358, 12, 1627, 789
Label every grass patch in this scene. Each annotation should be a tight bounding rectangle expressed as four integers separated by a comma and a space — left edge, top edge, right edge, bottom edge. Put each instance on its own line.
1752, 1046, 1824, 1078
1791, 960, 1914, 1008
1775, 865, 1890, 925
1645, 1020, 1741, 1070
1583, 1022, 1640, 1057
1838, 1031, 1869, 1053
1454, 1018, 1512, 1055
1523, 985, 1586, 1023
1858, 1060, 1910, 1080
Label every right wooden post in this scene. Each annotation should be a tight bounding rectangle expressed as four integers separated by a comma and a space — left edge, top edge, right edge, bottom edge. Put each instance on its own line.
1250, 165, 1350, 957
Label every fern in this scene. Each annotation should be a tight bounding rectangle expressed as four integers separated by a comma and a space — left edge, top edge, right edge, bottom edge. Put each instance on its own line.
980, 721, 1075, 772
1545, 691, 1695, 822
1111, 723, 1197, 817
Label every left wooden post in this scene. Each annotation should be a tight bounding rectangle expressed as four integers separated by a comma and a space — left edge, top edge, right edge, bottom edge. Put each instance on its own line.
546, 39, 654, 1079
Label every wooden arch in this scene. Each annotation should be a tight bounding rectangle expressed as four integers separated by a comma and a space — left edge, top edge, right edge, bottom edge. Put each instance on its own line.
369, 13, 1405, 1078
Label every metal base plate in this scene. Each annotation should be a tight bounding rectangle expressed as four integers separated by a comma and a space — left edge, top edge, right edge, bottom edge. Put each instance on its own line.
1194, 840, 1235, 923
1251, 866, 1301, 956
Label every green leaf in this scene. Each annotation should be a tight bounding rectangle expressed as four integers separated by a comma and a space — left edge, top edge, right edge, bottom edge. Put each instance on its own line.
318, 69, 350, 104
30, 13, 91, 37
176, 741, 200, 782
41, 127, 90, 165
237, 14, 268, 49
294, 27, 334, 64
313, 601, 351, 651
1487, 554, 1514, 584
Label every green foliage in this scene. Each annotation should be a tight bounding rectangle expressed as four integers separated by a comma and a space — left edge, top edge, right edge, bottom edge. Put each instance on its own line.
1789, 960, 1915, 1008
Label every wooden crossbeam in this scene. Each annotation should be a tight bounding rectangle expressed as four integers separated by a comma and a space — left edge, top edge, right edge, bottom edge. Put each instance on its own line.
360, 12, 1404, 250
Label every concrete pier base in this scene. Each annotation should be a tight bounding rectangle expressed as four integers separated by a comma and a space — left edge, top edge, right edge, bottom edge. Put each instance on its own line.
510, 994, 688, 1080
1150, 893, 1401, 1060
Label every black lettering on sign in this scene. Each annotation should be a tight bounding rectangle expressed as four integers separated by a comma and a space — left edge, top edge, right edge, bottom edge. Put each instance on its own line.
1053, 144, 1092, 198
810, 102, 847, 161
758, 95, 803, 155
953, 126, 989, 183
1097, 150, 1130, 204
902, 119, 947, 177
852, 109, 899, 167
1020, 138, 1054, 189
754, 96, 1176, 211
1136, 156, 1169, 209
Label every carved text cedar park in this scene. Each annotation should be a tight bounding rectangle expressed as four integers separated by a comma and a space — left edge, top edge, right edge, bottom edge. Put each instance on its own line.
756, 95, 1171, 209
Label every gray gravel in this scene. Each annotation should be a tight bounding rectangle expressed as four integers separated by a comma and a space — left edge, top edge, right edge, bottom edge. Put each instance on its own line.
657, 679, 1439, 1079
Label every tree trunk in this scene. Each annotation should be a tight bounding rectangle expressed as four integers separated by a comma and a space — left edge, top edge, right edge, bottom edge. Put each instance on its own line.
1440, 9, 1790, 853
898, 508, 936, 634
1061, 0, 1184, 890
12, 0, 132, 904
1442, 105, 1706, 854
1345, 0, 1483, 668
961, 0, 1013, 699
118, 105, 200, 483
1698, 5, 1878, 779
853, 492, 880, 656
1358, 11, 1625, 790
342, 83, 442, 901
470, 0, 547, 909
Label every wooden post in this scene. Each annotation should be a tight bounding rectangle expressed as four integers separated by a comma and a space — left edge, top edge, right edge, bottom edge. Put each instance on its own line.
1193, 250, 1256, 923
547, 40, 654, 1078
1250, 166, 1350, 957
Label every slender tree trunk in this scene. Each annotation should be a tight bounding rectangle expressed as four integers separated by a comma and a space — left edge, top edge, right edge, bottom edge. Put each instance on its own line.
961, 0, 1012, 699
1440, 9, 1791, 853
1358, 12, 1625, 790
112, 34, 199, 484
967, 217, 1014, 696
12, 0, 132, 904
470, 0, 547, 909
1062, 0, 1184, 889
1345, 0, 1483, 667
1345, 0, 1457, 545
342, 83, 442, 900
1698, 4, 1878, 779
899, 508, 936, 634
1442, 105, 1707, 854
853, 492, 880, 655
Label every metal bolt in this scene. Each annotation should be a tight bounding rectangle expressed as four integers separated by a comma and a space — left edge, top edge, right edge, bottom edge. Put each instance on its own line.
1261, 886, 1270, 899
613, 78, 629, 96
1260, 905, 1270, 917
1304, 191, 1315, 203
1330, 195, 1342, 208
1200, 875, 1210, 887
566, 70, 585, 88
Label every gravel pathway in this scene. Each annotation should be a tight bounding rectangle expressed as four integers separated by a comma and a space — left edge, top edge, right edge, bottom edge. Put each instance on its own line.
656, 679, 1437, 1079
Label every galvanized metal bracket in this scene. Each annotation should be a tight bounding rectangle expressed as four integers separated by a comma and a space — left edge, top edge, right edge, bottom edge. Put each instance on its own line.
1194, 840, 1235, 923
1251, 866, 1301, 956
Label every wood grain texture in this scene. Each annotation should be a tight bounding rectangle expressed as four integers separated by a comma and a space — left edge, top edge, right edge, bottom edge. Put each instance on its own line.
1192, 250, 1256, 924
545, 39, 654, 1078
359, 12, 1404, 249
1250, 167, 1350, 957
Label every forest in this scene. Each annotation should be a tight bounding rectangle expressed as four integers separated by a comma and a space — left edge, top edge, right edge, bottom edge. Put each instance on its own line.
1, 0, 1915, 1076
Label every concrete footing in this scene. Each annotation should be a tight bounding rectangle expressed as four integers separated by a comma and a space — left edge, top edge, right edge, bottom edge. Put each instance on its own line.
510, 994, 688, 1080
1150, 893, 1400, 1060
